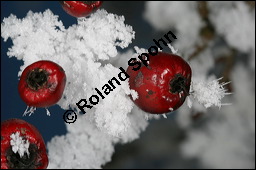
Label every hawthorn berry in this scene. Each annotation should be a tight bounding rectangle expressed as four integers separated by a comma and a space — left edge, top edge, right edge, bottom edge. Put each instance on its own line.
1, 118, 48, 169
127, 52, 192, 114
60, 1, 103, 18
18, 60, 66, 108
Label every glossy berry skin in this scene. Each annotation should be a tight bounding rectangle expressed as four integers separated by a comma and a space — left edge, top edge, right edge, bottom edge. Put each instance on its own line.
60, 1, 103, 18
1, 119, 48, 169
127, 52, 192, 114
18, 60, 66, 108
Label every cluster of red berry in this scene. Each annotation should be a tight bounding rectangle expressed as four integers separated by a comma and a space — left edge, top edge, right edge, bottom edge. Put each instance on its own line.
1, 1, 192, 169
1, 2, 102, 169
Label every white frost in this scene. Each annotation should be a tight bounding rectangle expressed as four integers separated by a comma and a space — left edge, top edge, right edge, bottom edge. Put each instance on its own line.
10, 132, 30, 158
1, 9, 145, 168
209, 2, 255, 54
181, 65, 255, 169
130, 89, 139, 100
1, 9, 135, 137
190, 77, 230, 109
186, 96, 192, 108
169, 108, 174, 112
167, 43, 179, 55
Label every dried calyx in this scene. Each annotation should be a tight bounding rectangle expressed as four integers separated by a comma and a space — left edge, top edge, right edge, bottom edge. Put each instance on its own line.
7, 144, 41, 169
26, 68, 48, 91
170, 74, 189, 95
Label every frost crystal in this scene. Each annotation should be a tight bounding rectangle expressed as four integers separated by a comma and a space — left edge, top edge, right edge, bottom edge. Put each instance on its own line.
186, 96, 192, 108
1, 9, 135, 137
169, 108, 174, 111
130, 89, 138, 100
134, 46, 148, 55
167, 43, 179, 55
1, 9, 150, 168
191, 78, 230, 108
209, 2, 255, 53
10, 132, 30, 157
23, 106, 37, 116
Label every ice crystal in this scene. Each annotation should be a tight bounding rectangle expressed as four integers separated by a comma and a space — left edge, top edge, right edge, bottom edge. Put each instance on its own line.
191, 77, 231, 109
10, 132, 30, 157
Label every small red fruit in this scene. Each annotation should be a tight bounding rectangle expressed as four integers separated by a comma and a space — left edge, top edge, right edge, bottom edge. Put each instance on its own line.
127, 52, 192, 114
1, 118, 48, 169
60, 1, 103, 18
18, 60, 66, 108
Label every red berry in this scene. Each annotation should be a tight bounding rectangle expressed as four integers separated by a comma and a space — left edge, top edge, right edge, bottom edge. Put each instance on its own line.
60, 1, 103, 18
1, 119, 48, 169
127, 52, 192, 114
18, 60, 66, 108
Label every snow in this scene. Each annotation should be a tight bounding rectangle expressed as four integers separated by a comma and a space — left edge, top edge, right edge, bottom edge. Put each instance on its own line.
1, 9, 139, 168
190, 77, 229, 109
10, 132, 30, 158
1, 9, 136, 137
186, 96, 192, 108
130, 89, 138, 100
167, 43, 179, 55
209, 2, 255, 54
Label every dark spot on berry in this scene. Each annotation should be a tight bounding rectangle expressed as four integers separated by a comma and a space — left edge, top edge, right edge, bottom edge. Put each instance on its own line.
148, 90, 154, 95
135, 71, 144, 87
